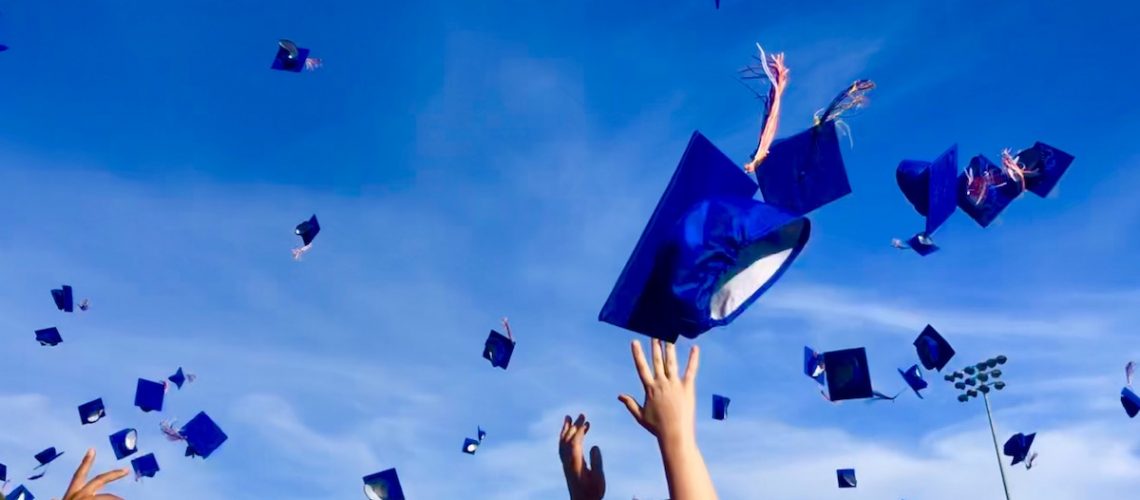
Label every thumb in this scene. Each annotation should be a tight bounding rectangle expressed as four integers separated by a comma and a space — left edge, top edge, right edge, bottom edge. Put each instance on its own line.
617, 394, 643, 423
589, 445, 604, 478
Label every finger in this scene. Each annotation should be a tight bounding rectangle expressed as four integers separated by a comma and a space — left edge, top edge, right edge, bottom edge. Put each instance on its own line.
68, 448, 96, 494
82, 468, 129, 493
572, 413, 587, 438
618, 394, 643, 423
581, 421, 591, 438
630, 340, 653, 386
651, 339, 665, 379
683, 345, 701, 385
589, 445, 605, 478
665, 341, 679, 379
560, 415, 572, 440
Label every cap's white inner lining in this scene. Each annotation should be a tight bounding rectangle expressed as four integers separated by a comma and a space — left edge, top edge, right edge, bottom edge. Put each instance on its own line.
364, 484, 384, 500
125, 430, 137, 451
710, 219, 806, 321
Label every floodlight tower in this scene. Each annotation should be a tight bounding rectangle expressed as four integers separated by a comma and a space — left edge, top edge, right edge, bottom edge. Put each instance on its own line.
944, 355, 1010, 500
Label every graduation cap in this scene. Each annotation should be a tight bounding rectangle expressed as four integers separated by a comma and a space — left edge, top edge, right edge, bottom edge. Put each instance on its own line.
712, 394, 730, 420
130, 453, 159, 480
34, 327, 62, 346
0, 44, 9, 52
134, 379, 165, 413
1122, 387, 1140, 418
109, 428, 139, 460
1006, 142, 1074, 198
363, 468, 405, 500
477, 427, 487, 442
7, 485, 33, 500
892, 234, 939, 256
958, 155, 1021, 228
461, 438, 480, 455
836, 468, 857, 488
77, 398, 106, 425
272, 39, 311, 72
177, 412, 228, 459
0, 461, 7, 482
803, 346, 825, 385
33, 448, 63, 469
898, 365, 928, 399
1003, 432, 1036, 466
167, 367, 196, 390
293, 214, 321, 260
913, 325, 955, 371
483, 331, 515, 370
895, 145, 957, 254
822, 347, 874, 401
51, 285, 74, 313
599, 131, 811, 342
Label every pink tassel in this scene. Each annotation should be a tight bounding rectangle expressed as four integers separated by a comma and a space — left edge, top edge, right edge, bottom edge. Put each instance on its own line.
890, 238, 908, 250
160, 420, 184, 442
501, 317, 513, 341
292, 244, 312, 261
305, 58, 322, 71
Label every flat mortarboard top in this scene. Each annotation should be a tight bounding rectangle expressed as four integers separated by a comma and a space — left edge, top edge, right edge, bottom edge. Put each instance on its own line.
897, 145, 958, 237
711, 394, 730, 420
1003, 432, 1036, 466
168, 367, 195, 390
599, 131, 810, 342
957, 155, 1021, 228
836, 468, 857, 488
33, 448, 63, 468
1121, 387, 1140, 418
180, 412, 228, 459
272, 39, 310, 73
78, 398, 106, 425
1012, 142, 1074, 198
898, 364, 928, 399
134, 379, 165, 413
913, 325, 955, 372
822, 347, 874, 401
295, 214, 320, 246
7, 485, 33, 500
131, 453, 159, 479
803, 346, 825, 385
109, 428, 139, 460
363, 468, 405, 500
51, 285, 74, 313
34, 327, 62, 346
462, 438, 480, 455
483, 329, 515, 370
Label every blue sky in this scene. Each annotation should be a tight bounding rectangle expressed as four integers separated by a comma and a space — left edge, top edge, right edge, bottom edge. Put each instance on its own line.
1, 0, 1140, 498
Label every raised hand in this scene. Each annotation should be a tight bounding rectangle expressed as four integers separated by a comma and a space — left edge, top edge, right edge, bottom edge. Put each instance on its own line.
58, 449, 128, 500
559, 414, 606, 500
618, 339, 700, 444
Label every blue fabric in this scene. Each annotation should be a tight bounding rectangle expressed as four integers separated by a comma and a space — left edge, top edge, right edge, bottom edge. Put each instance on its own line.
1122, 387, 1140, 418
363, 468, 405, 500
898, 365, 928, 398
77, 398, 105, 425
109, 429, 139, 460
34, 327, 62, 346
756, 120, 851, 216
823, 348, 873, 401
906, 234, 939, 256
272, 45, 310, 73
957, 155, 1020, 228
169, 368, 187, 389
712, 394, 730, 420
181, 411, 228, 459
131, 453, 160, 478
33, 448, 62, 467
803, 346, 825, 385
51, 285, 73, 313
482, 330, 515, 369
295, 215, 320, 245
1018, 142, 1075, 198
913, 325, 955, 371
1003, 432, 1036, 466
897, 144, 958, 235
461, 438, 480, 454
7, 485, 34, 500
0, 462, 6, 482
836, 469, 857, 488
134, 379, 165, 413
600, 131, 809, 342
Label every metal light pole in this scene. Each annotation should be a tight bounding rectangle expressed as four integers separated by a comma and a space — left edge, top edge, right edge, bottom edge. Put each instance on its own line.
944, 355, 1010, 500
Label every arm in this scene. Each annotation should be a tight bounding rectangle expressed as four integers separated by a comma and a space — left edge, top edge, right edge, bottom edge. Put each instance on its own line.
559, 413, 606, 500
618, 339, 718, 500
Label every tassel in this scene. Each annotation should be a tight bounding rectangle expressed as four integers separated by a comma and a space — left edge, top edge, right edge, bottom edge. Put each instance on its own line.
501, 317, 513, 341
743, 45, 789, 173
160, 420, 184, 442
305, 58, 322, 71
292, 244, 312, 261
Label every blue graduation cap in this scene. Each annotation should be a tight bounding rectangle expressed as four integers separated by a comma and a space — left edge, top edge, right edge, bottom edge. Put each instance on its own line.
1003, 432, 1036, 466
898, 365, 928, 399
712, 394, 730, 420
1, 461, 7, 481
483, 330, 515, 369
109, 428, 139, 460
131, 453, 159, 479
180, 412, 228, 459
822, 347, 874, 401
913, 325, 955, 372
1012, 142, 1074, 198
34, 327, 62, 346
897, 145, 958, 236
477, 427, 486, 442
7, 485, 33, 500
958, 155, 1021, 228
363, 468, 405, 500
0, 45, 7, 52
803, 346, 825, 385
78, 398, 106, 425
757, 120, 850, 217
1122, 387, 1140, 418
33, 448, 63, 468
295, 215, 320, 246
836, 468, 857, 488
168, 367, 195, 390
599, 131, 811, 342
51, 285, 74, 313
462, 438, 480, 455
894, 234, 939, 256
272, 39, 310, 73
134, 379, 165, 413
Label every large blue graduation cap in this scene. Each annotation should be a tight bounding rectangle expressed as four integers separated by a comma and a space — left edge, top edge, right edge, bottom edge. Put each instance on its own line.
363, 468, 405, 500
51, 285, 74, 313
181, 412, 228, 459
897, 144, 958, 237
913, 324, 955, 372
756, 120, 851, 217
1003, 432, 1036, 466
822, 347, 874, 401
599, 131, 811, 341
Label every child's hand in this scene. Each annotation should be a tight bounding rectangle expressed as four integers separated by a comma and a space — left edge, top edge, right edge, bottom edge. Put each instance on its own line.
559, 414, 606, 500
618, 339, 700, 445
59, 448, 129, 500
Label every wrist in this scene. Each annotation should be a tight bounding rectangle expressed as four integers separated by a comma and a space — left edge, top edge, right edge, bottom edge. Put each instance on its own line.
656, 431, 698, 454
